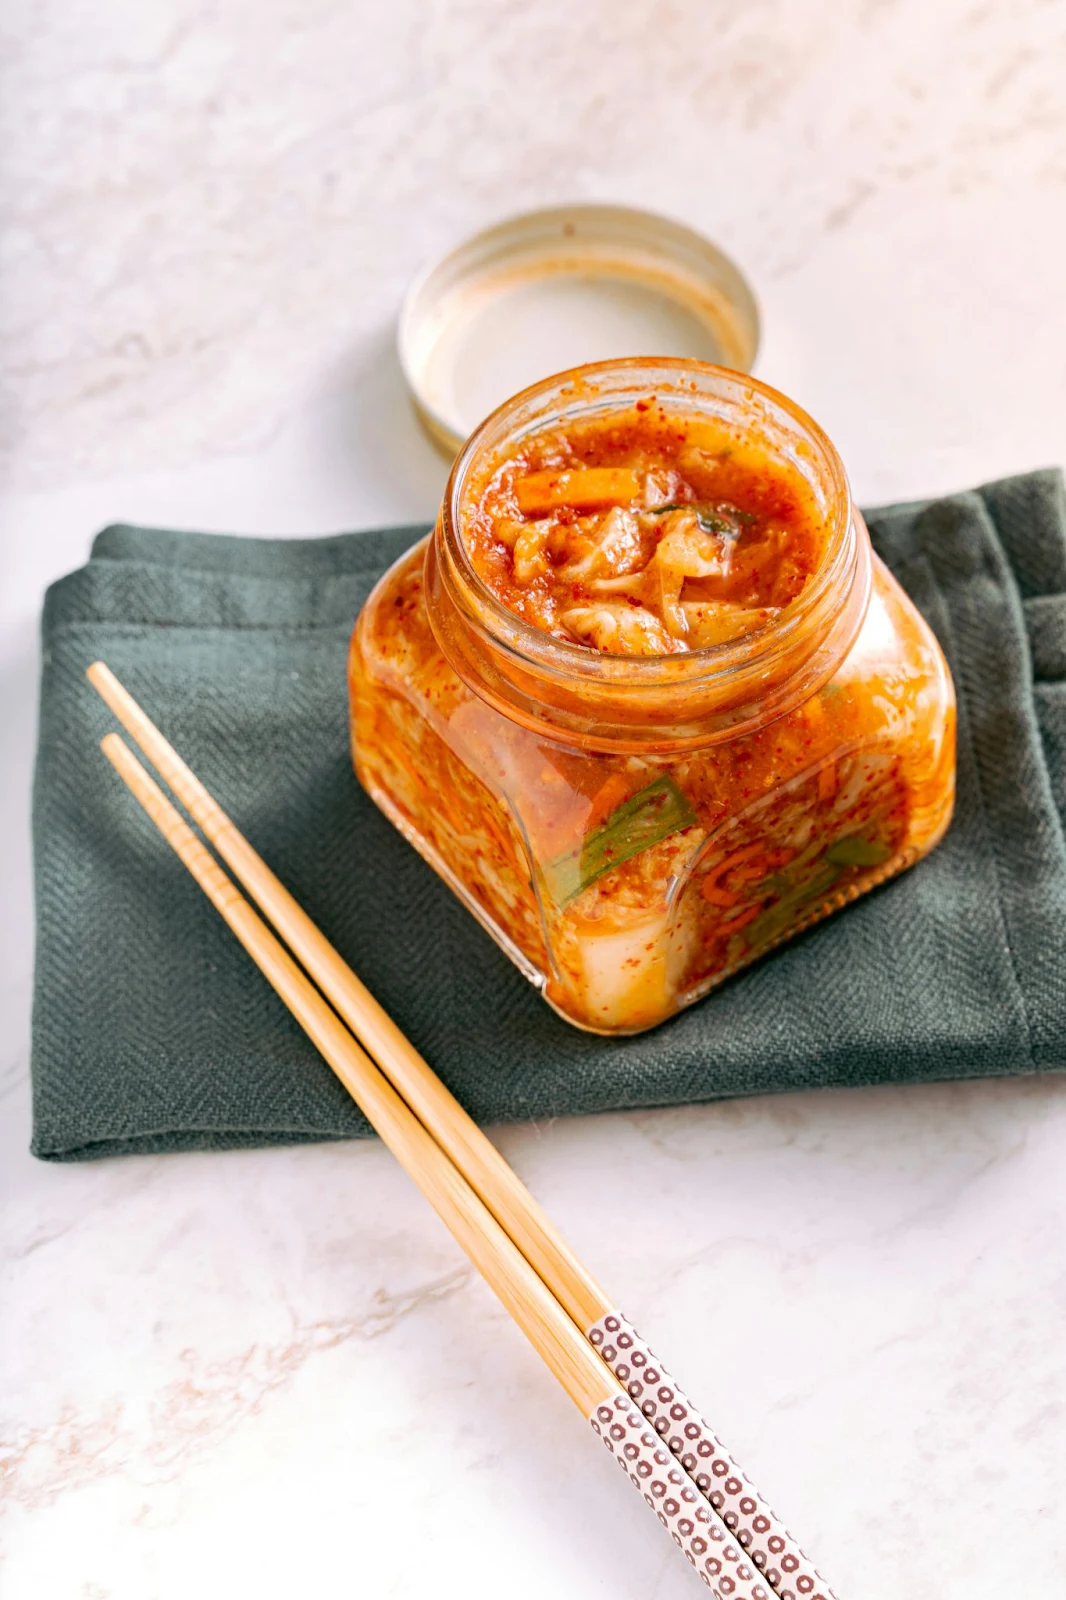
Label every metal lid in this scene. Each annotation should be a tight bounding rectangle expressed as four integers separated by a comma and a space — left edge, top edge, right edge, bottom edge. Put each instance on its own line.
399, 203, 760, 456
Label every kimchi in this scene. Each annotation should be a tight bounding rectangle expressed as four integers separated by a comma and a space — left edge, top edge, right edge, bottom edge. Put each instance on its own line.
350, 360, 955, 1033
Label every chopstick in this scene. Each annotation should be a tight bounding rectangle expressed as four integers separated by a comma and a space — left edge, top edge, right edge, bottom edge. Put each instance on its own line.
89, 660, 834, 1600
98, 729, 770, 1600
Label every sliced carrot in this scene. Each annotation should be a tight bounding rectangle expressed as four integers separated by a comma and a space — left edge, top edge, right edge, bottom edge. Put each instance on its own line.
584, 771, 633, 833
718, 902, 763, 932
514, 468, 641, 515
731, 857, 771, 887
702, 881, 743, 908
817, 761, 838, 801
706, 841, 765, 879
699, 841, 766, 906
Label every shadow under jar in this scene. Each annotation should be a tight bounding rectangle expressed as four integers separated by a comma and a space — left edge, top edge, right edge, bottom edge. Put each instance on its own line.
349, 359, 956, 1034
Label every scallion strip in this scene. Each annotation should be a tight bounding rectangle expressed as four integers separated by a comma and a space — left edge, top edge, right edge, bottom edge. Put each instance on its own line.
544, 776, 697, 907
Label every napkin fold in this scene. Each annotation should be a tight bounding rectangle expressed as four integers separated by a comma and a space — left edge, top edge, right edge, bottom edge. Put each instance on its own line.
31, 471, 1066, 1160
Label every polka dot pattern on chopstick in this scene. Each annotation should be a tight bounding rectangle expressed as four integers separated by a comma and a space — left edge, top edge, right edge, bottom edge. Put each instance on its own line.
589, 1314, 834, 1600
590, 1392, 772, 1597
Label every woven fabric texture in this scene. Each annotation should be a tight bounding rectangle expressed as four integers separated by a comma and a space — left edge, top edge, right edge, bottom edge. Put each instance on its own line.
30, 470, 1066, 1160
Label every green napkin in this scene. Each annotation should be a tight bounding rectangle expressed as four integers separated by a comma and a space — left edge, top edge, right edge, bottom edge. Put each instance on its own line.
31, 471, 1066, 1160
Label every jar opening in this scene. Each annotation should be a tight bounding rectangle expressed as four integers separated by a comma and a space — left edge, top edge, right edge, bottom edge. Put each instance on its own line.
429, 358, 870, 752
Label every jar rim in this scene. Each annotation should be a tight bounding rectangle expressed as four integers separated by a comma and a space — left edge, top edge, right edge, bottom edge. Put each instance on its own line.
440, 356, 855, 694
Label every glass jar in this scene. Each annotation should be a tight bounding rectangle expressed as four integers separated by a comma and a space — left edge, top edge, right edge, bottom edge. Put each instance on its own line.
349, 360, 955, 1034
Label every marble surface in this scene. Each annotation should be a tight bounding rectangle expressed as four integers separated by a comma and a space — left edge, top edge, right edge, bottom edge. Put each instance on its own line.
3, 1, 1066, 1594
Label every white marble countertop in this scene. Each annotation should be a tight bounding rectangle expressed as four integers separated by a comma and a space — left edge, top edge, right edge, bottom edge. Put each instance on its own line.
3, 2, 1066, 1595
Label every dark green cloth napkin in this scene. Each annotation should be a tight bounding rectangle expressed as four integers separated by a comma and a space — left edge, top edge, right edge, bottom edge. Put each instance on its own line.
31, 470, 1066, 1161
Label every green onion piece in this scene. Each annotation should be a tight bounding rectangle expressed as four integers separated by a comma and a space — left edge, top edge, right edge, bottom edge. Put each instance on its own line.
739, 833, 894, 953
825, 835, 893, 868
695, 511, 736, 536
696, 504, 756, 537
646, 502, 755, 537
544, 776, 697, 907
741, 859, 842, 950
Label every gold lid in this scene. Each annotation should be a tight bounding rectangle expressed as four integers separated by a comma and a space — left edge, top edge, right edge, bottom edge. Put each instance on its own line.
398, 203, 760, 457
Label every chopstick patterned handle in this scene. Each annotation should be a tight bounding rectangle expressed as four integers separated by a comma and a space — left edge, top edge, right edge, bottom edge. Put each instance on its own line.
591, 1394, 772, 1599
589, 1315, 836, 1600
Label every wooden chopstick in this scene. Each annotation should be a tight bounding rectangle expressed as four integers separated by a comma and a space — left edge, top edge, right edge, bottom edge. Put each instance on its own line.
99, 729, 770, 1600
89, 660, 834, 1600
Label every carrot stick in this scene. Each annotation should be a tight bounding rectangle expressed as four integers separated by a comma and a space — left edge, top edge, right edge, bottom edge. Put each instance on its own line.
514, 469, 641, 515
584, 773, 632, 833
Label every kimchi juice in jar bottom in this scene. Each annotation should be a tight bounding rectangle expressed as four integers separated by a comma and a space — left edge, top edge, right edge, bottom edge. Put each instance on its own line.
349, 360, 955, 1034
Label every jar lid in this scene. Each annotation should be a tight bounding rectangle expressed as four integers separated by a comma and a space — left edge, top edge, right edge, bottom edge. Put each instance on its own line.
398, 203, 760, 457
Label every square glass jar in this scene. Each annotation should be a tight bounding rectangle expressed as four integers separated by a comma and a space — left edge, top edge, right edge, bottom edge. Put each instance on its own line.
349, 361, 955, 1033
